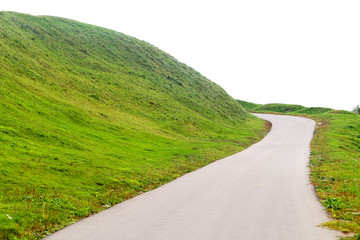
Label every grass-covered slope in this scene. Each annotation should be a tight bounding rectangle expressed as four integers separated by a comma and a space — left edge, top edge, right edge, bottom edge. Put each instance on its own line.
238, 100, 333, 114
310, 112, 360, 239
0, 12, 268, 239
239, 100, 360, 239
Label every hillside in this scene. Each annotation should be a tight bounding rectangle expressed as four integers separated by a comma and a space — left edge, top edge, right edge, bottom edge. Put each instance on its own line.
237, 100, 333, 114
0, 12, 268, 239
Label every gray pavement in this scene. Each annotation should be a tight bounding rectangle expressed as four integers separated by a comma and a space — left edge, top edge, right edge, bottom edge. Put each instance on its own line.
46, 114, 339, 240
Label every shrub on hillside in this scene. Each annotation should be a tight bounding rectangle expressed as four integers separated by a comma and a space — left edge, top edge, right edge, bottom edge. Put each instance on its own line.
353, 105, 360, 114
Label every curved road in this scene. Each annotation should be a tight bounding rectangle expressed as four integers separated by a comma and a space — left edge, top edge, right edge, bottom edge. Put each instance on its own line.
46, 114, 338, 240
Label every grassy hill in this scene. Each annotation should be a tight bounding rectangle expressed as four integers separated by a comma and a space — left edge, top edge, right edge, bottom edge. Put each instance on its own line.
237, 100, 333, 114
239, 100, 360, 239
0, 12, 268, 239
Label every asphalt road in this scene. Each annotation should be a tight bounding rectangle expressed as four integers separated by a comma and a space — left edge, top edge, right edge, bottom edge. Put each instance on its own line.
46, 114, 338, 240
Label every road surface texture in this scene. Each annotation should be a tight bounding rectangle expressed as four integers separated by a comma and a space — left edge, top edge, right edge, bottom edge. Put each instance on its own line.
46, 114, 339, 240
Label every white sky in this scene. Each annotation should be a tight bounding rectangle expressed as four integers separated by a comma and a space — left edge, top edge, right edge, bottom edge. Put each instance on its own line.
1, 0, 359, 110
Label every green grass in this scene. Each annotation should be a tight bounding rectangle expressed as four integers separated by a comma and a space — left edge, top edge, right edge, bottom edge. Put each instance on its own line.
238, 100, 333, 114
310, 111, 360, 239
238, 100, 360, 239
236, 100, 261, 110
0, 12, 268, 239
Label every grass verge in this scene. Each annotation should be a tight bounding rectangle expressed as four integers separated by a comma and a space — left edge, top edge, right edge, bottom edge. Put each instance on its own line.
310, 112, 360, 239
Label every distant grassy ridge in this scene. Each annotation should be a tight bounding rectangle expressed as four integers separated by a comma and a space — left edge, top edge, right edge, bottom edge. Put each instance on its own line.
239, 100, 360, 239
237, 100, 333, 114
0, 12, 268, 239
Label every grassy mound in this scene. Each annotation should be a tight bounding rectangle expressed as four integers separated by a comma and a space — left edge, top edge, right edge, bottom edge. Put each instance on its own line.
0, 12, 267, 239
238, 100, 333, 114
